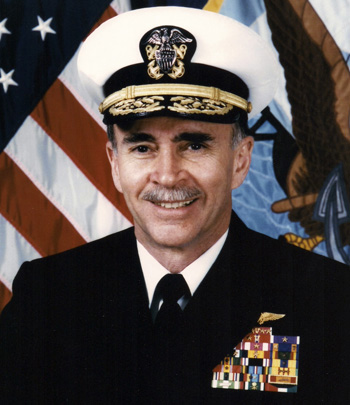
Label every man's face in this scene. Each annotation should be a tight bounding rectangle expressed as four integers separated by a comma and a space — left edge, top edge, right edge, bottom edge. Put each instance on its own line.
107, 117, 253, 255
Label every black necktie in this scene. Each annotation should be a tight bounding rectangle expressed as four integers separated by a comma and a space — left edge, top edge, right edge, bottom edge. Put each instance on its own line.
151, 274, 191, 403
152, 273, 191, 335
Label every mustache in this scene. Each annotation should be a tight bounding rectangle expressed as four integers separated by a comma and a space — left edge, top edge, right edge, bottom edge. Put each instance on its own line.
141, 186, 201, 203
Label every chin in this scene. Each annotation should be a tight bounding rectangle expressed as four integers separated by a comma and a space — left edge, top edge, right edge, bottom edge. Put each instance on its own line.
145, 226, 198, 249
151, 234, 193, 249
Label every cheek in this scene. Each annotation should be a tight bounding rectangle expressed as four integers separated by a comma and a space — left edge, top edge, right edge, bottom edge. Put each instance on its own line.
196, 157, 234, 198
117, 161, 148, 197
207, 152, 234, 182
108, 154, 123, 194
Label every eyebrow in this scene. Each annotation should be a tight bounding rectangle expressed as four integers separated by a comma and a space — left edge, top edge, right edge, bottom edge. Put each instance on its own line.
173, 132, 214, 143
122, 131, 215, 144
122, 132, 156, 144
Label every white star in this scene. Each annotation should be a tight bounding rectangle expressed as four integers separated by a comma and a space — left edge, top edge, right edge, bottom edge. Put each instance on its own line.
0, 68, 18, 93
0, 18, 11, 41
32, 16, 56, 41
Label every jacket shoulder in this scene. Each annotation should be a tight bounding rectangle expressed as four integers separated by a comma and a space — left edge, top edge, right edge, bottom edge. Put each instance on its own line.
229, 211, 349, 280
11, 227, 137, 294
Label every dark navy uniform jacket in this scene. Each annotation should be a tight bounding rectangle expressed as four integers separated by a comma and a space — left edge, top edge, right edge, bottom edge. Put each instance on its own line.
0, 212, 349, 404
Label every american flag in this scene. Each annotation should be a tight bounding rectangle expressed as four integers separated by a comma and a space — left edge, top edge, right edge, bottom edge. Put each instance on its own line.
0, 0, 135, 312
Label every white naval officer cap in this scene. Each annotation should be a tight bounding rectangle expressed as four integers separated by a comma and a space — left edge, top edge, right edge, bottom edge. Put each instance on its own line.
77, 6, 281, 126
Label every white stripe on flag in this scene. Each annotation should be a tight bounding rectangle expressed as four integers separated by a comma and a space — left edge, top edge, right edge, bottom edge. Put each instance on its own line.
0, 214, 41, 289
110, 0, 131, 15
5, 117, 131, 243
59, 48, 105, 130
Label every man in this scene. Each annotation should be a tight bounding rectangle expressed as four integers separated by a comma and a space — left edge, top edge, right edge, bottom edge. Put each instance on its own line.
0, 6, 349, 404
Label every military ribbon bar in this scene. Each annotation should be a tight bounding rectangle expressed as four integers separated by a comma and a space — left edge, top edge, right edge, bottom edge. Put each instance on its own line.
212, 327, 300, 393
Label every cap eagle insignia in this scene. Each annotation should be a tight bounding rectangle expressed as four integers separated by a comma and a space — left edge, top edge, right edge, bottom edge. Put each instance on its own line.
143, 27, 193, 80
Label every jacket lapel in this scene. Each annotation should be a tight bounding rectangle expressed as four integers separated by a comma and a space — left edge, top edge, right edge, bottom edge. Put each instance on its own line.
184, 212, 268, 361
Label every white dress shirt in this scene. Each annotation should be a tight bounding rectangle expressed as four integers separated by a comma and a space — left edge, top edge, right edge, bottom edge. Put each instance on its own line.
137, 230, 228, 308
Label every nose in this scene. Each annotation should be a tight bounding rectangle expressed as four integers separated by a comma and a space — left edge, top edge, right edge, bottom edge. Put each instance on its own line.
149, 148, 186, 187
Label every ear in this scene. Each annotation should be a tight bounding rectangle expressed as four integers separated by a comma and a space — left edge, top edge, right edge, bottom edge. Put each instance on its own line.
230, 136, 254, 190
106, 141, 123, 193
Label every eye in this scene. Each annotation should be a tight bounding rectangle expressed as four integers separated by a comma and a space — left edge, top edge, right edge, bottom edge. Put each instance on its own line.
134, 145, 149, 153
188, 143, 205, 151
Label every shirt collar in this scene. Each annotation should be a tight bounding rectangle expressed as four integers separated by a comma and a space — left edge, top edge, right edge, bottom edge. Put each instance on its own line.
137, 230, 229, 307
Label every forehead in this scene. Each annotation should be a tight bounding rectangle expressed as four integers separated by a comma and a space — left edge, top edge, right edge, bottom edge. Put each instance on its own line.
114, 117, 233, 138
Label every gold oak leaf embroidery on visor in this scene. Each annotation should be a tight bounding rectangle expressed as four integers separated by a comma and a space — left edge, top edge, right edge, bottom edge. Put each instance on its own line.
100, 84, 252, 117
168, 96, 233, 115
109, 96, 165, 116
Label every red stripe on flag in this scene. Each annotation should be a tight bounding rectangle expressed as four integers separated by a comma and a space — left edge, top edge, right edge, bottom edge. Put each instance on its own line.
0, 281, 12, 313
30, 79, 133, 223
87, 5, 118, 38
0, 152, 86, 257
